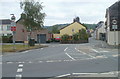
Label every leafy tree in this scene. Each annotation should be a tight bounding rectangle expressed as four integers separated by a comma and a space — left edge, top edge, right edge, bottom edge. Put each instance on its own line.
51, 25, 60, 33
20, 0, 46, 39
78, 29, 88, 40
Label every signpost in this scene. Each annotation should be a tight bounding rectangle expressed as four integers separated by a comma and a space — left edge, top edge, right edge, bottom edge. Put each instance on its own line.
10, 14, 16, 50
112, 19, 117, 46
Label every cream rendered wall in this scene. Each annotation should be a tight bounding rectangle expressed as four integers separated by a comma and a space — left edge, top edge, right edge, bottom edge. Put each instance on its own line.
60, 22, 86, 36
108, 31, 120, 45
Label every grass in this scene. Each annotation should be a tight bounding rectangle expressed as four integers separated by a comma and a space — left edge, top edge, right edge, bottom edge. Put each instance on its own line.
2, 44, 47, 52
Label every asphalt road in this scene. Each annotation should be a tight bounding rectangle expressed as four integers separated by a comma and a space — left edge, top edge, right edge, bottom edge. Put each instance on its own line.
1, 38, 119, 78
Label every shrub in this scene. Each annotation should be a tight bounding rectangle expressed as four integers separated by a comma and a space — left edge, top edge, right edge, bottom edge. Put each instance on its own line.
61, 34, 69, 41
2, 36, 13, 43
72, 33, 79, 41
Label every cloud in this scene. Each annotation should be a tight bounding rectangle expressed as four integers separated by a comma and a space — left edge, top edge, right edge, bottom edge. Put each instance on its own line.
0, 0, 119, 26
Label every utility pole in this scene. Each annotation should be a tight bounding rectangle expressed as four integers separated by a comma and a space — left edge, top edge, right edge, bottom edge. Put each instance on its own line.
10, 14, 16, 50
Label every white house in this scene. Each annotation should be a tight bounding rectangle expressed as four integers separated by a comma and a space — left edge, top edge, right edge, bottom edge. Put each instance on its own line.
0, 19, 12, 36
94, 21, 106, 40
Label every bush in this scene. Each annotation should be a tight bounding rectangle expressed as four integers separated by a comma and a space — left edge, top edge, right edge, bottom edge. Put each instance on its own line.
61, 34, 69, 41
2, 36, 13, 43
72, 33, 79, 41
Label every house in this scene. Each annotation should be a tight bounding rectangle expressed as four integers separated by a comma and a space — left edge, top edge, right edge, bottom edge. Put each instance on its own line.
60, 17, 86, 36
105, 1, 120, 45
95, 21, 106, 40
15, 19, 51, 43
0, 19, 12, 36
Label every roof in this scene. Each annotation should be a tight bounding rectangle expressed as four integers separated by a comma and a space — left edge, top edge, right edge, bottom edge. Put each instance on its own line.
60, 22, 86, 30
0, 19, 11, 25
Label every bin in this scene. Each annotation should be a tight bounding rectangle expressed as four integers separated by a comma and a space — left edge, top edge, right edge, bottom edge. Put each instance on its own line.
28, 38, 35, 46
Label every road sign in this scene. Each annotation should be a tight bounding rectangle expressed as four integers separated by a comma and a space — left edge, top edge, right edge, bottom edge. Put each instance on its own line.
11, 26, 16, 31
112, 19, 117, 25
112, 25, 118, 30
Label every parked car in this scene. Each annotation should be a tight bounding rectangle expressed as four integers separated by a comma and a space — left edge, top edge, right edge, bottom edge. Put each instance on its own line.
54, 37, 61, 42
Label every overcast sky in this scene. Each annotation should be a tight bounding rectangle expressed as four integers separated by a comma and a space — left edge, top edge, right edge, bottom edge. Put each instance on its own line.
0, 0, 118, 26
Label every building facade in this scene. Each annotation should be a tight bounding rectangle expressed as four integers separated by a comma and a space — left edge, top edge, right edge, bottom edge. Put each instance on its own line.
0, 19, 12, 36
95, 21, 106, 40
60, 17, 86, 36
15, 19, 51, 43
105, 1, 120, 45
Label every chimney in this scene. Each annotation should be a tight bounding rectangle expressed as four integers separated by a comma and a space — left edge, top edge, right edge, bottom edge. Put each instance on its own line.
73, 17, 80, 23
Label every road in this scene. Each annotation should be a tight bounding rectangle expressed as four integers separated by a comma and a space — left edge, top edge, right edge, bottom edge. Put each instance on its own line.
1, 38, 119, 79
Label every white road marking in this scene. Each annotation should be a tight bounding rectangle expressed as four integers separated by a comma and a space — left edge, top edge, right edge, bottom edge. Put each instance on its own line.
72, 73, 98, 75
41, 48, 43, 50
112, 54, 118, 57
75, 48, 86, 55
22, 51, 28, 53
75, 48, 95, 58
100, 51, 109, 52
18, 64, 23, 67
7, 62, 13, 64
0, 62, 2, 64
39, 61, 43, 63
65, 53, 75, 60
18, 62, 24, 64
64, 47, 68, 51
17, 68, 23, 73
16, 74, 22, 78
56, 74, 71, 78
91, 49, 99, 53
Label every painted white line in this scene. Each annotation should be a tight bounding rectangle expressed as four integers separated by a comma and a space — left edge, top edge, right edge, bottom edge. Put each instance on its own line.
75, 48, 86, 55
41, 48, 43, 50
0, 62, 2, 64
16, 74, 22, 78
39, 61, 43, 63
72, 73, 98, 75
56, 74, 71, 78
46, 60, 54, 63
17, 68, 23, 73
112, 54, 118, 57
64, 47, 68, 51
7, 62, 13, 64
18, 64, 23, 67
91, 49, 99, 53
100, 51, 109, 52
18, 62, 24, 64
28, 61, 32, 63
65, 53, 75, 60
22, 51, 28, 53
75, 48, 95, 58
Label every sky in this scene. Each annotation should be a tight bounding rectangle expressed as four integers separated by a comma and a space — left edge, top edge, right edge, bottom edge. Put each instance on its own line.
0, 0, 118, 26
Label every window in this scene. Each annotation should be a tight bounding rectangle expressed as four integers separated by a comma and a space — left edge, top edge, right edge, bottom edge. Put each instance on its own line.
72, 29, 74, 32
7, 25, 11, 31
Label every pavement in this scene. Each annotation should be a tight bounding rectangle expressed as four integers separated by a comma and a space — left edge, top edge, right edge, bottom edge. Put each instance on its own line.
1, 37, 120, 79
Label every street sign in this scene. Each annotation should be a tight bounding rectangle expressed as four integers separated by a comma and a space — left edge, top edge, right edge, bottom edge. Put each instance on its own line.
112, 25, 118, 30
11, 26, 16, 31
112, 19, 117, 25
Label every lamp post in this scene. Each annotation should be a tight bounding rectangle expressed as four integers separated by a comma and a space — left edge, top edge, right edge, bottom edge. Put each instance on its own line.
10, 14, 16, 50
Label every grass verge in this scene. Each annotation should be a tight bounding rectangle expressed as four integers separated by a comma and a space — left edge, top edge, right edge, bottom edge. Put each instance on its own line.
2, 44, 47, 53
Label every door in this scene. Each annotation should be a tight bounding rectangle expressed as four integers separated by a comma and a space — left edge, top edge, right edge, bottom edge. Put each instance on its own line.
37, 34, 46, 43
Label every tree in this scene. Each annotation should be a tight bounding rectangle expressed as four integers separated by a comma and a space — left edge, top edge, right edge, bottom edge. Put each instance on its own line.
20, 0, 46, 39
51, 25, 60, 33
